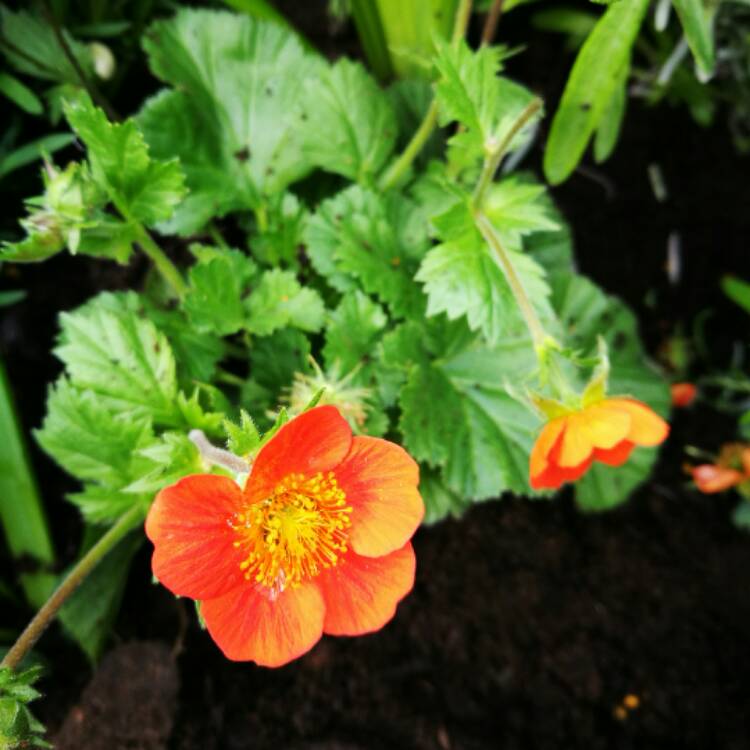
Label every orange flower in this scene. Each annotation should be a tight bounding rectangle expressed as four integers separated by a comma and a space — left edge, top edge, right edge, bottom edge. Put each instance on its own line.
670, 382, 697, 408
529, 398, 669, 490
691, 465, 745, 493
690, 443, 750, 494
145, 406, 423, 667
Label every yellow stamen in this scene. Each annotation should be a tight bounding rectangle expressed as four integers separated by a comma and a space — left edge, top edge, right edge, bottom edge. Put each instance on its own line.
231, 472, 352, 596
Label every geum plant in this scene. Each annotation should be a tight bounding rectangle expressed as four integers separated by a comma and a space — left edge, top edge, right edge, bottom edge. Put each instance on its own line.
0, 3, 670, 733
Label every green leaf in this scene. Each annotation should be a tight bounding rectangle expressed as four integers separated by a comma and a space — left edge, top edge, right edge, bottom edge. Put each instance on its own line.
732, 502, 750, 531
399, 335, 540, 501
0, 360, 55, 608
54, 292, 181, 427
36, 380, 154, 488
175, 390, 224, 437
0, 291, 25, 307
0, 72, 42, 114
0, 133, 75, 180
0, 665, 48, 749
246, 269, 325, 336
400, 364, 464, 466
305, 185, 429, 318
433, 38, 537, 161
544, 0, 649, 184
249, 328, 312, 399
420, 470, 465, 524
483, 175, 561, 249
143, 305, 226, 385
416, 199, 552, 343
224, 410, 261, 456
0, 6, 93, 84
126, 432, 203, 494
323, 291, 387, 373
36, 377, 161, 523
722, 275, 750, 315
593, 61, 627, 163
301, 58, 397, 182
139, 9, 322, 234
672, 0, 715, 75
59, 530, 142, 661
183, 248, 258, 336
64, 92, 186, 225
388, 79, 443, 163
136, 89, 243, 236
250, 193, 307, 268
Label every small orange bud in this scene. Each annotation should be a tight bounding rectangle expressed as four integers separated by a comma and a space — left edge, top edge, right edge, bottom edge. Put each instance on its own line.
671, 382, 697, 408
613, 706, 628, 721
623, 694, 640, 710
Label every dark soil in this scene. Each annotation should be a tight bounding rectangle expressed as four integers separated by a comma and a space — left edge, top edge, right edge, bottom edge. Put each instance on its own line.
54, 642, 178, 750
2, 2, 750, 749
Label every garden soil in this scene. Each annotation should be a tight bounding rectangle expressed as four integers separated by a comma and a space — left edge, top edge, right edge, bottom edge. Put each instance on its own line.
2, 4, 750, 749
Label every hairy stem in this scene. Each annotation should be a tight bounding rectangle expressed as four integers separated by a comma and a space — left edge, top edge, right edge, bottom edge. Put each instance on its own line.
1, 505, 144, 671
135, 226, 188, 299
475, 213, 546, 349
471, 98, 543, 210
378, 0, 474, 191
480, 0, 505, 46
378, 102, 439, 190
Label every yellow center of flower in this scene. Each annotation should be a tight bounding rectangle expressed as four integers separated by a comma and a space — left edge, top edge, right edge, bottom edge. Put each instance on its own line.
232, 472, 352, 599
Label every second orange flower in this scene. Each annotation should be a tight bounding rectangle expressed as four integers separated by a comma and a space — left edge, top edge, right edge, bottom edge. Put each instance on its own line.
530, 397, 669, 490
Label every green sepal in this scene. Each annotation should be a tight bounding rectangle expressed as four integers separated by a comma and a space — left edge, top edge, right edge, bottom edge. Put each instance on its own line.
223, 410, 261, 457
581, 336, 610, 406
529, 393, 571, 420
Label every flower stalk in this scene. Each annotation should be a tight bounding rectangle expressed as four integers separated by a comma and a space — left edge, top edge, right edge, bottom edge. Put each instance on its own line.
1, 504, 144, 671
471, 98, 543, 210
134, 226, 188, 300
475, 213, 547, 350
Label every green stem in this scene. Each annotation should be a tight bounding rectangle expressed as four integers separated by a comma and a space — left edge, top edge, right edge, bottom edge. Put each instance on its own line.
451, 0, 473, 44
377, 0, 473, 191
1, 505, 144, 671
254, 204, 269, 233
475, 213, 547, 350
378, 101, 439, 190
135, 226, 188, 299
208, 223, 229, 251
471, 98, 543, 210
41, 0, 119, 121
216, 368, 246, 387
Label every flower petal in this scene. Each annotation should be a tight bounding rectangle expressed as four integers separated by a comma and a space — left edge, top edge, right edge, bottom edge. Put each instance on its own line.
201, 581, 325, 666
145, 475, 246, 600
606, 398, 669, 446
245, 405, 352, 503
581, 403, 632, 449
318, 544, 416, 636
692, 465, 745, 494
557, 412, 596, 467
741, 448, 750, 477
558, 404, 631, 468
529, 418, 566, 481
530, 456, 593, 489
593, 440, 635, 467
334, 436, 423, 557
